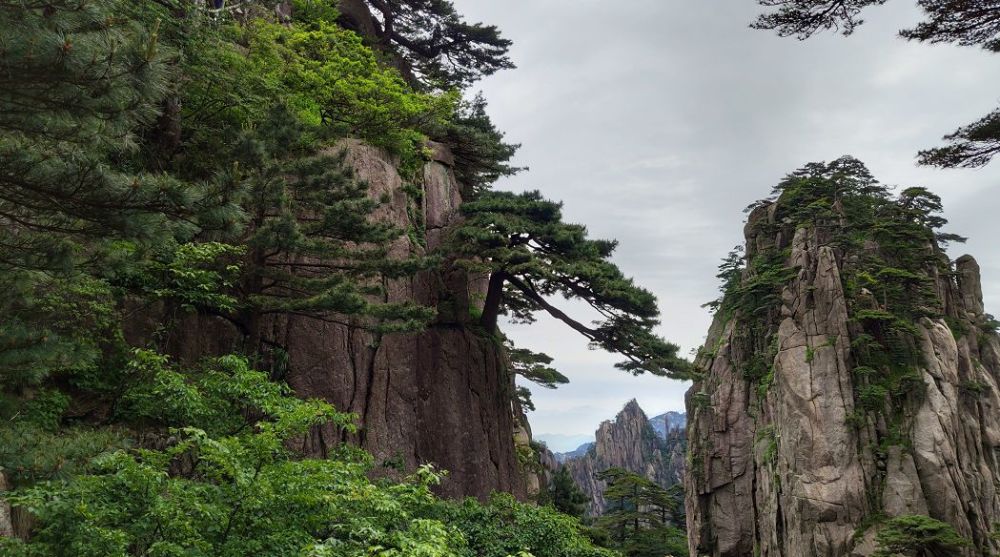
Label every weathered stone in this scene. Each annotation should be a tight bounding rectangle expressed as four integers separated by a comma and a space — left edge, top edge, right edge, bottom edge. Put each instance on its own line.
686, 206, 1000, 556
128, 140, 527, 501
957, 254, 985, 317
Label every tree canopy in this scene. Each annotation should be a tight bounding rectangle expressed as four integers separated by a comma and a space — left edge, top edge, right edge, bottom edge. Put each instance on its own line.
596, 468, 688, 557
452, 190, 690, 379
544, 467, 590, 519
872, 514, 970, 557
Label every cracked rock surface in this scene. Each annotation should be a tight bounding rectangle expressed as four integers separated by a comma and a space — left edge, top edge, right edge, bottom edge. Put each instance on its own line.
685, 203, 1000, 557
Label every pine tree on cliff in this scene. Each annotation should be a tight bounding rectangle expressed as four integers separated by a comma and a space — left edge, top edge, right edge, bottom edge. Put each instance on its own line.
452, 190, 689, 378
545, 467, 589, 518
596, 468, 687, 557
751, 0, 1000, 169
337, 0, 514, 87
214, 107, 436, 351
0, 0, 201, 272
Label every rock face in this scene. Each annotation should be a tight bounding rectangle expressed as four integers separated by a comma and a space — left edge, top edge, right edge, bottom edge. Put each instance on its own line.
685, 197, 1000, 556
134, 140, 526, 500
563, 400, 686, 516
275, 142, 526, 500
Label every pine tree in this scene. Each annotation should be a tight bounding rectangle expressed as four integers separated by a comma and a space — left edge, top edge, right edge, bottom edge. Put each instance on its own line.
872, 515, 970, 557
452, 190, 689, 378
336, 0, 514, 88
507, 342, 569, 412
437, 93, 524, 194
217, 107, 436, 353
596, 468, 688, 557
547, 467, 589, 518
0, 0, 205, 272
0, 0, 213, 386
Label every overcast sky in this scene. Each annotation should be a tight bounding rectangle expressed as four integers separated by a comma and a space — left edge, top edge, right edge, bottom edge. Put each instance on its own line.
452, 0, 1000, 451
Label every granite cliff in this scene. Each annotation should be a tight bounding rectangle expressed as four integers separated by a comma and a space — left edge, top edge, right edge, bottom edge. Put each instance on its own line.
685, 159, 1000, 556
129, 140, 527, 500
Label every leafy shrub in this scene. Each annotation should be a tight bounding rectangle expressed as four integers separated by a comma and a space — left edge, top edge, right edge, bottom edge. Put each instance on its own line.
872, 515, 969, 557
2, 353, 613, 557
434, 493, 618, 557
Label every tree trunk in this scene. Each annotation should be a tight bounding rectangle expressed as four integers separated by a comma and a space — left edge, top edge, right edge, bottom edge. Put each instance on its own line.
479, 271, 506, 332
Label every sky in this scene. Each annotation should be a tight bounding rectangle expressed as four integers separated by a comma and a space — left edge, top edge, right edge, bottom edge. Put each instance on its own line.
451, 0, 1000, 452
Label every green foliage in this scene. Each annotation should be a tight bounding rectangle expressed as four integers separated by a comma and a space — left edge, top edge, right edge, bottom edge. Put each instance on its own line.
703, 245, 744, 313
0, 0, 201, 272
595, 468, 687, 557
507, 342, 569, 412
246, 12, 456, 163
433, 493, 617, 557
545, 467, 590, 519
0, 0, 222, 389
691, 391, 711, 409
515, 442, 544, 474
436, 93, 524, 194
507, 344, 568, 389
0, 389, 126, 487
225, 108, 437, 337
717, 251, 797, 319
117, 350, 342, 438
752, 1, 1000, 170
5, 350, 612, 557
0, 425, 125, 489
943, 316, 969, 340
0, 273, 118, 387
621, 527, 689, 557
454, 190, 689, 378
872, 514, 970, 557
120, 242, 245, 313
959, 380, 990, 398
3, 354, 464, 557
756, 424, 779, 466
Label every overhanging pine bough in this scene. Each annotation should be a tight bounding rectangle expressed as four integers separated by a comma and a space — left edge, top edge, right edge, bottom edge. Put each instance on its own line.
453, 190, 689, 379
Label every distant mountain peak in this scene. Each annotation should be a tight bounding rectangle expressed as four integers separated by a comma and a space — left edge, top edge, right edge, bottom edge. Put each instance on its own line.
551, 400, 687, 516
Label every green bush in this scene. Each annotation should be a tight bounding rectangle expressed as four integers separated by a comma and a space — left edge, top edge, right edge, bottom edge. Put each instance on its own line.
2, 353, 614, 557
872, 514, 969, 557
434, 493, 618, 557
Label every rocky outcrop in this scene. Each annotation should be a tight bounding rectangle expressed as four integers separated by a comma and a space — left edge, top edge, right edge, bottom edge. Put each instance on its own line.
685, 194, 1000, 556
131, 141, 526, 500
563, 400, 686, 516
